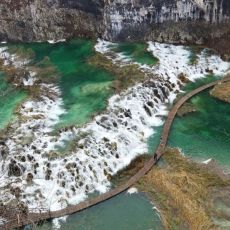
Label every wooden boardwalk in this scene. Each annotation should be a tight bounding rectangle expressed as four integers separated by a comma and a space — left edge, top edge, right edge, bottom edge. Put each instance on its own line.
1, 76, 230, 229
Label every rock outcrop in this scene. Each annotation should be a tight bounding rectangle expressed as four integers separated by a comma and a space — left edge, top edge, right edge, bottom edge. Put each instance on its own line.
210, 80, 230, 103
0, 0, 229, 57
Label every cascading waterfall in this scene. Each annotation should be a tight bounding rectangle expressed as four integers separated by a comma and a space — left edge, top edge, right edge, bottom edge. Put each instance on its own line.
0, 41, 229, 214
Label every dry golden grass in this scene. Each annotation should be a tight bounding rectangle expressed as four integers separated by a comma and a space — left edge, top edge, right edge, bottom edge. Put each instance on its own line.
137, 148, 230, 230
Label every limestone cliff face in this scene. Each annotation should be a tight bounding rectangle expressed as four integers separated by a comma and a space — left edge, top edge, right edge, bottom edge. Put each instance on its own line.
103, 0, 230, 42
0, 0, 229, 48
0, 0, 104, 41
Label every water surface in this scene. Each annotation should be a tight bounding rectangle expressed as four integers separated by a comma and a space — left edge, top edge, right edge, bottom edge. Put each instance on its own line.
3, 41, 228, 229
38, 193, 163, 230
168, 76, 230, 168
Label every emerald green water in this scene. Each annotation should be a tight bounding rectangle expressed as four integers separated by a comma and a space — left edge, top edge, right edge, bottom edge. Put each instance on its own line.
7, 40, 114, 128
168, 80, 230, 168
0, 72, 27, 130
111, 42, 158, 66
148, 126, 163, 154
38, 193, 162, 230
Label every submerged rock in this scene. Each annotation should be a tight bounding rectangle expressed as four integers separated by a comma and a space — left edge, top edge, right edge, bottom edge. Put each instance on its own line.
10, 186, 21, 199
177, 102, 197, 117
178, 73, 190, 84
26, 173, 34, 184
8, 160, 22, 177
143, 104, 152, 116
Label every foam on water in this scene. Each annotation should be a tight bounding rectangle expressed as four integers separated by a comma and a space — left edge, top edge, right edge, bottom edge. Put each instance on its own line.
202, 158, 213, 164
95, 40, 145, 67
0, 48, 66, 210
127, 187, 138, 194
52, 216, 67, 230
0, 41, 229, 214
48, 39, 66, 44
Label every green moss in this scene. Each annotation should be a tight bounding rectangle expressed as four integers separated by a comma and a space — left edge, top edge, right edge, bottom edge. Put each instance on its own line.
88, 53, 148, 91
8, 46, 35, 60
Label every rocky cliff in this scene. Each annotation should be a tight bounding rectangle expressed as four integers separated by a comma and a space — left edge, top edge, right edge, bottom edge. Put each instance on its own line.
0, 0, 104, 41
0, 0, 229, 57
104, 0, 229, 40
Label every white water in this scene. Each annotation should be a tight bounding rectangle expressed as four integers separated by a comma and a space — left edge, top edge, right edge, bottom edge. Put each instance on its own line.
48, 39, 66, 44
0, 41, 229, 216
52, 216, 68, 230
127, 187, 138, 194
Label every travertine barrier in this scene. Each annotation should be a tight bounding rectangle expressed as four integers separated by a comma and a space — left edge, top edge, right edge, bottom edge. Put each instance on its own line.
2, 76, 230, 230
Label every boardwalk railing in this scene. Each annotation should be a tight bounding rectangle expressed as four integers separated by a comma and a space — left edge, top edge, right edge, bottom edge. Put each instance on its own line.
2, 76, 230, 229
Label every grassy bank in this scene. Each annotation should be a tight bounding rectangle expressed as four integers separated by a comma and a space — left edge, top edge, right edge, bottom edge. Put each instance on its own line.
137, 148, 230, 230
210, 75, 230, 103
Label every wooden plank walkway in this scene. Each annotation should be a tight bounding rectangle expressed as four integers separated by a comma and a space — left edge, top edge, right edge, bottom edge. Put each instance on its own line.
1, 76, 230, 229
